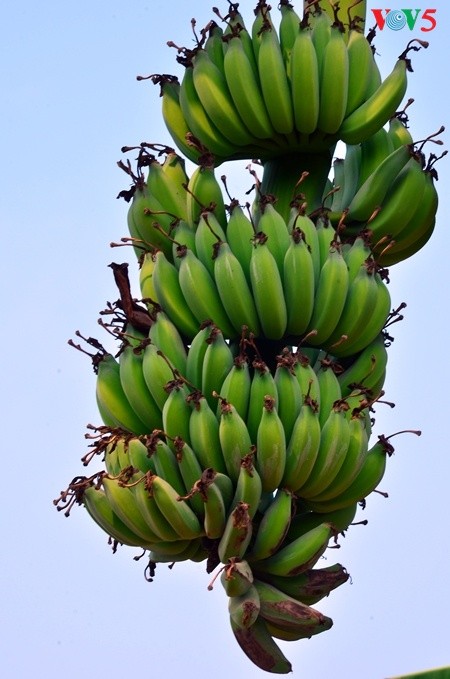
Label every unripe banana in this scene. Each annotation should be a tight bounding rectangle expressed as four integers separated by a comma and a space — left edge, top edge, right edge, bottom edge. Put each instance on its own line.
225, 202, 255, 283
185, 162, 227, 231
201, 327, 235, 410
253, 579, 333, 634
162, 380, 192, 447
155, 75, 204, 164
151, 250, 199, 339
250, 232, 288, 340
219, 354, 252, 422
224, 34, 275, 140
230, 452, 263, 519
83, 484, 154, 548
258, 21, 295, 135
179, 65, 235, 159
253, 522, 334, 577
283, 227, 316, 337
274, 351, 303, 443
290, 25, 320, 134
177, 246, 237, 339
218, 398, 253, 484
148, 308, 187, 376
305, 242, 349, 346
213, 240, 261, 336
96, 353, 149, 435
256, 396, 287, 493
247, 359, 279, 442
297, 402, 351, 499
146, 472, 203, 540
339, 56, 409, 144
194, 211, 227, 277
229, 615, 292, 674
192, 48, 254, 146
228, 585, 261, 630
118, 331, 164, 433
317, 22, 349, 135
249, 488, 294, 561
282, 395, 321, 492
256, 200, 291, 272
218, 501, 253, 563
220, 558, 254, 597
188, 392, 227, 474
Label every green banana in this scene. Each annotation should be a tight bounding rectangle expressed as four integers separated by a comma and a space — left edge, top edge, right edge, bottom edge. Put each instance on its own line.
161, 381, 192, 450
230, 452, 263, 519
249, 488, 294, 561
96, 353, 149, 435
219, 354, 251, 422
118, 333, 164, 433
228, 584, 261, 629
257, 21, 295, 135
151, 250, 199, 339
274, 352, 303, 443
283, 227, 316, 337
252, 522, 334, 576
201, 327, 235, 410
282, 395, 321, 492
179, 65, 236, 159
345, 29, 376, 116
225, 202, 255, 284
83, 484, 154, 548
317, 21, 349, 135
247, 359, 279, 442
141, 341, 176, 411
296, 403, 351, 499
188, 392, 227, 474
194, 211, 227, 277
218, 501, 253, 563
249, 232, 288, 340
311, 414, 369, 502
101, 474, 161, 544
218, 398, 253, 484
339, 56, 410, 144
153, 75, 203, 164
224, 34, 275, 140
145, 472, 203, 540
177, 246, 237, 338
290, 24, 320, 135
131, 474, 181, 542
185, 321, 213, 390
229, 615, 292, 674
220, 558, 254, 597
346, 143, 412, 223
256, 396, 287, 493
148, 308, 187, 375
305, 242, 350, 346
213, 240, 261, 336
253, 579, 333, 634
192, 48, 254, 146
338, 334, 389, 397
185, 162, 227, 231
306, 434, 398, 512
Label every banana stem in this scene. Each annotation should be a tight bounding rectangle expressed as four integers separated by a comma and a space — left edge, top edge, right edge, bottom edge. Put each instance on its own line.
304, 0, 367, 31
260, 151, 333, 221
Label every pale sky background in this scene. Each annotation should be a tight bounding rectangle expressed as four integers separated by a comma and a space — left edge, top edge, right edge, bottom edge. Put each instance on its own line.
1, 2, 449, 678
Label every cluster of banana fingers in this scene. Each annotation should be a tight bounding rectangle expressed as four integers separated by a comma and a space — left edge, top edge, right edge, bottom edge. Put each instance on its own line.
55, 0, 443, 673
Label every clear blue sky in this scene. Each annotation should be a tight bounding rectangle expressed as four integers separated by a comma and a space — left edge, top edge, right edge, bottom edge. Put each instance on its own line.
1, 2, 449, 677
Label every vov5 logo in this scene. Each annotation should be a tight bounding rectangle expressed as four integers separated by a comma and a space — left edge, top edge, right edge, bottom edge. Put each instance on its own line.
371, 8, 437, 31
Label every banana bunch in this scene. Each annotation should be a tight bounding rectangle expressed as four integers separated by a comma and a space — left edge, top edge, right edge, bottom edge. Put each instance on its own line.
149, 0, 428, 164
327, 127, 442, 266
146, 193, 393, 354
56, 0, 444, 673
